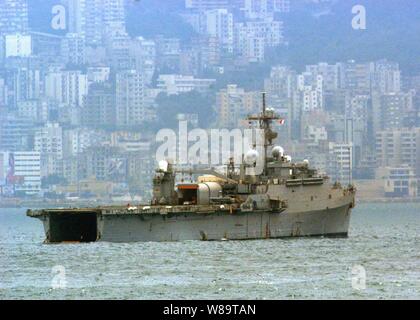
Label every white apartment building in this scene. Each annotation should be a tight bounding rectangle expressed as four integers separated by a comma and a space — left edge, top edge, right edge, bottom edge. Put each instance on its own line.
130, 37, 156, 85
185, 0, 230, 11
63, 129, 90, 156
0, 0, 29, 35
87, 66, 111, 84
305, 63, 340, 91
303, 125, 328, 148
372, 92, 413, 132
235, 19, 283, 63
244, 0, 272, 19
298, 72, 324, 111
273, 0, 290, 12
13, 152, 41, 195
116, 70, 146, 126
243, 0, 291, 18
244, 37, 265, 63
45, 70, 88, 107
5, 33, 31, 57
34, 123, 63, 159
328, 143, 353, 185
236, 19, 283, 47
217, 84, 260, 128
63, 128, 107, 156
157, 74, 216, 95
68, 0, 126, 46
17, 100, 39, 121
202, 9, 234, 53
0, 78, 7, 106
61, 33, 86, 66
380, 166, 418, 198
264, 66, 297, 99
13, 67, 41, 102
372, 59, 401, 94
375, 128, 420, 174
339, 60, 372, 93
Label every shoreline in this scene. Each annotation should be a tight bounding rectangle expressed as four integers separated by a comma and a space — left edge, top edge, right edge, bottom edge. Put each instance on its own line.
357, 198, 420, 204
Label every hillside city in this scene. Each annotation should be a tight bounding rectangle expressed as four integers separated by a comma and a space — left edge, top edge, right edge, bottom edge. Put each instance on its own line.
0, 0, 419, 206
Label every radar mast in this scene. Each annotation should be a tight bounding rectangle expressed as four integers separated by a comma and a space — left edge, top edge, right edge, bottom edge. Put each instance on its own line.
246, 92, 283, 176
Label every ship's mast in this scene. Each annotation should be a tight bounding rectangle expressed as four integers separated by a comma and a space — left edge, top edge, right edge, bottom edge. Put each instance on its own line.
246, 92, 282, 176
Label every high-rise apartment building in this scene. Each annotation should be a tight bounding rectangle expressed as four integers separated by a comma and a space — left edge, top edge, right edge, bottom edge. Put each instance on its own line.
0, 151, 41, 195
202, 9, 234, 53
305, 63, 340, 92
235, 19, 283, 62
297, 71, 324, 111
273, 0, 290, 12
4, 34, 31, 58
185, 0, 230, 11
0, 115, 35, 151
82, 83, 116, 127
372, 92, 413, 132
34, 123, 64, 159
339, 60, 372, 94
61, 33, 86, 66
8, 67, 41, 103
0, 0, 28, 35
130, 37, 156, 85
116, 70, 146, 126
12, 151, 41, 195
328, 143, 353, 185
157, 74, 216, 95
264, 66, 297, 100
375, 128, 420, 176
217, 84, 259, 128
45, 70, 88, 107
381, 166, 418, 198
67, 0, 126, 46
243, 0, 291, 18
371, 59, 401, 94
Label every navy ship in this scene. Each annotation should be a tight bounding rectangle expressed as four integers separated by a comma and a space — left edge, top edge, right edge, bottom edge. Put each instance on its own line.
27, 94, 356, 243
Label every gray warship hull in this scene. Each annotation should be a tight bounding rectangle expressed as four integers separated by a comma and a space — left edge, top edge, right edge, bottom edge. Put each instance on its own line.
27, 193, 354, 243
100, 205, 352, 242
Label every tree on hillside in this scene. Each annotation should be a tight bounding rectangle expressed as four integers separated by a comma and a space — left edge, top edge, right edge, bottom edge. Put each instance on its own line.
155, 91, 216, 129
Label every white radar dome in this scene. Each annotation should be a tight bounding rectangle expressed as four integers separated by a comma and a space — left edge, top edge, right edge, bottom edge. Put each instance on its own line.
158, 160, 169, 172
272, 146, 284, 158
245, 149, 259, 165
